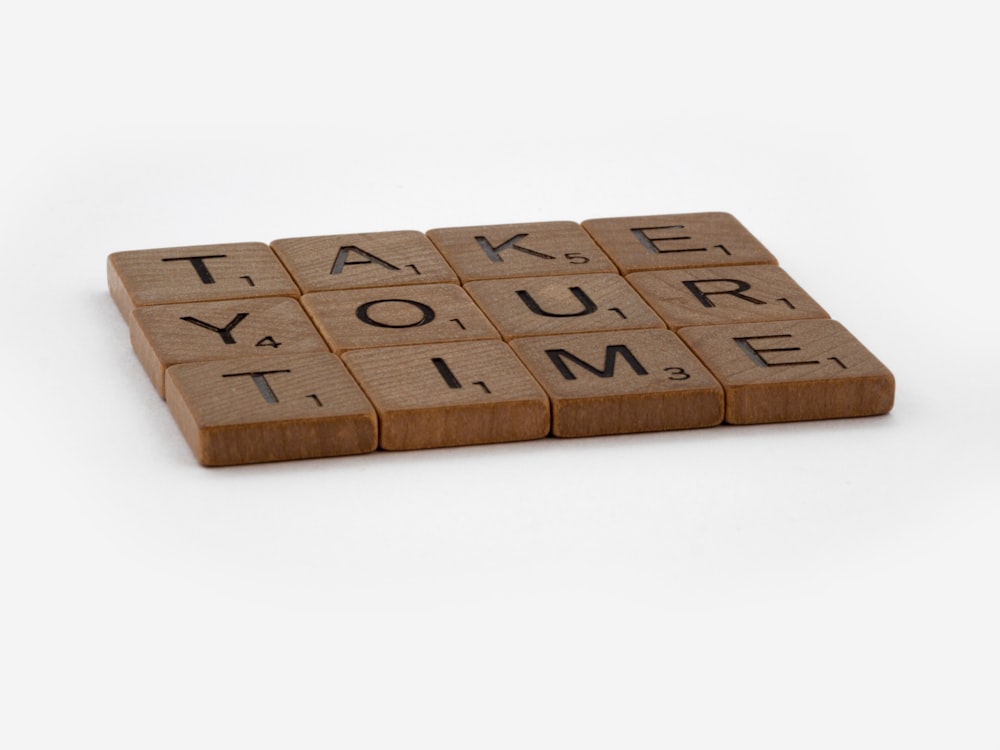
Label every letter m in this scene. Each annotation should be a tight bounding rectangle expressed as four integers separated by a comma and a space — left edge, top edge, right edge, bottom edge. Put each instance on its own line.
545, 344, 648, 381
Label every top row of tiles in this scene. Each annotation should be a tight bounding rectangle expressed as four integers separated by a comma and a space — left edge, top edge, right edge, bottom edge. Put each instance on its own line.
108, 212, 778, 317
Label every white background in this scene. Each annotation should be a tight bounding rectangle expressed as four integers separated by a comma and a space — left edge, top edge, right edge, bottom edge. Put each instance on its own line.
2, 1, 997, 747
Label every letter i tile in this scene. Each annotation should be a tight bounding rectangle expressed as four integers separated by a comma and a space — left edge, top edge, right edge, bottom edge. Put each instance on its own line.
678, 319, 895, 424
342, 341, 550, 450
165, 353, 378, 466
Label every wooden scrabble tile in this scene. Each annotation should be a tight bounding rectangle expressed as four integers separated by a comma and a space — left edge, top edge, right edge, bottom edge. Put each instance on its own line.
463, 273, 665, 340
108, 242, 301, 319
581, 212, 778, 274
678, 319, 895, 424
165, 352, 378, 466
426, 221, 618, 282
301, 283, 500, 353
270, 231, 458, 293
342, 341, 550, 450
627, 265, 829, 329
131, 297, 330, 397
509, 329, 724, 437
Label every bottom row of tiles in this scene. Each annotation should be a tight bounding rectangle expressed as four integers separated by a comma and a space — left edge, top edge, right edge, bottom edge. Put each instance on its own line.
164, 320, 894, 466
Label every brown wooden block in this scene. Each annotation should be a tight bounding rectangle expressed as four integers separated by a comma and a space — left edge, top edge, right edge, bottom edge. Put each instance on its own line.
301, 283, 500, 353
509, 329, 724, 437
426, 221, 618, 282
678, 319, 894, 424
165, 352, 378, 466
627, 265, 829, 329
581, 212, 778, 274
131, 297, 330, 397
342, 341, 550, 450
108, 242, 301, 319
464, 273, 665, 340
270, 231, 458, 293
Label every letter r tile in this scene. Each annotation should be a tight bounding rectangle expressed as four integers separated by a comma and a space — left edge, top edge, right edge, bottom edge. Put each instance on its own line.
582, 212, 778, 274
678, 319, 895, 424
165, 352, 378, 466
426, 221, 618, 282
342, 341, 550, 450
627, 265, 829, 329
510, 329, 723, 437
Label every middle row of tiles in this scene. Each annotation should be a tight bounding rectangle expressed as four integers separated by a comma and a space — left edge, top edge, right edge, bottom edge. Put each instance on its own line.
131, 266, 830, 398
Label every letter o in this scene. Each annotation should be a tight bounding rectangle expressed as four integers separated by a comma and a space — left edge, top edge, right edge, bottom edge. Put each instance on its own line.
355, 298, 436, 328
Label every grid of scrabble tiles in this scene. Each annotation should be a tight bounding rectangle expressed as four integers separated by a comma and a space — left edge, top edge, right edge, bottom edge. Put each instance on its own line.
107, 213, 895, 466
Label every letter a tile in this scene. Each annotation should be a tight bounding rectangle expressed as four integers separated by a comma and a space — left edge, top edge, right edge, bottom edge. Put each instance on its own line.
342, 341, 550, 450
270, 231, 457, 293
510, 329, 724, 437
165, 353, 378, 466
678, 319, 895, 424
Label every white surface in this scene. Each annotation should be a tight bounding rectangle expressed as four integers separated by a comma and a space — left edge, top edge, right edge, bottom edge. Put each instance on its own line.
2, 2, 997, 747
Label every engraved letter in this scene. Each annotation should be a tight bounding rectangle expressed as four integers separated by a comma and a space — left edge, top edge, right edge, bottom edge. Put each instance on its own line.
545, 344, 648, 380
330, 246, 400, 275
356, 299, 436, 328
682, 279, 766, 308
161, 254, 228, 284
474, 234, 555, 263
181, 312, 249, 344
516, 286, 598, 318
733, 334, 820, 367
221, 369, 291, 403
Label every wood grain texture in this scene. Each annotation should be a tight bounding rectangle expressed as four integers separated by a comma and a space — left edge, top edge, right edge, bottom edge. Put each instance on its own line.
130, 297, 330, 397
426, 221, 617, 282
509, 329, 724, 437
165, 353, 378, 466
342, 341, 550, 450
464, 273, 665, 340
270, 231, 457, 293
627, 265, 829, 329
678, 319, 895, 424
108, 242, 301, 319
301, 283, 500, 353
581, 212, 778, 274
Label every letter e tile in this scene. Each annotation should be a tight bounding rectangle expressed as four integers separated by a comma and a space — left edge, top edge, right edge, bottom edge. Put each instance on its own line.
678, 319, 895, 424
342, 341, 550, 450
582, 213, 778, 274
165, 353, 378, 466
